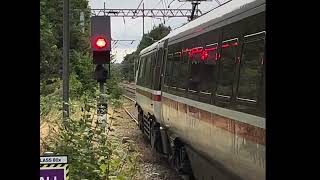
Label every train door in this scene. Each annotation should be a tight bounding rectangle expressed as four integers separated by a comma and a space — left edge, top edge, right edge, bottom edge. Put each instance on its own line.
135, 57, 141, 84
157, 39, 168, 126
159, 39, 169, 89
235, 31, 266, 116
153, 44, 164, 90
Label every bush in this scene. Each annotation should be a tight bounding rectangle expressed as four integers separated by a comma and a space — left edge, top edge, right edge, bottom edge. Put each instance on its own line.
45, 102, 140, 179
40, 83, 61, 117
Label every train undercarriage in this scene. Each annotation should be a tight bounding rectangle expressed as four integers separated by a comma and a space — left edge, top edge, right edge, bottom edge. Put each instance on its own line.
137, 107, 194, 180
136, 105, 244, 180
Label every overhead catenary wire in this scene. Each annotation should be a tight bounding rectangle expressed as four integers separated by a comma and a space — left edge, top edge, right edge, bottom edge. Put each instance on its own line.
152, 0, 163, 9
168, 0, 176, 8
136, 0, 144, 10
166, 1, 187, 24
177, 2, 187, 9
107, 0, 225, 61
214, 0, 221, 6
162, 0, 167, 10
133, 0, 144, 18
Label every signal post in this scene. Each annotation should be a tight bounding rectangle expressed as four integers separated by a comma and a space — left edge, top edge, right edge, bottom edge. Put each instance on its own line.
91, 16, 111, 130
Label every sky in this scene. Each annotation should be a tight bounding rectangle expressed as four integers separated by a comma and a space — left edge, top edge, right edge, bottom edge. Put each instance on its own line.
88, 0, 226, 63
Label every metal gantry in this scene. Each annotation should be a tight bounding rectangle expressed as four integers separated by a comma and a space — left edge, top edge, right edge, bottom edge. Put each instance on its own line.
91, 8, 202, 17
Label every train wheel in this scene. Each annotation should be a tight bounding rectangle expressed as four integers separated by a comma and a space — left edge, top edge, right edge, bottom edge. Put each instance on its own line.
171, 143, 194, 179
150, 120, 162, 154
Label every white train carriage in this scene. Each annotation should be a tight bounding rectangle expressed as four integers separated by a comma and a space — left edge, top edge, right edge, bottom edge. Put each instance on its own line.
135, 0, 265, 179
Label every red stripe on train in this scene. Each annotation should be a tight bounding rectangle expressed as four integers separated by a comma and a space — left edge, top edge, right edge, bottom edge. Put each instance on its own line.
152, 94, 161, 101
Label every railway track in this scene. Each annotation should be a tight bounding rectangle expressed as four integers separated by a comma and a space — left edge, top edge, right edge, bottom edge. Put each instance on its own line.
120, 83, 136, 99
121, 83, 138, 125
121, 83, 184, 180
123, 104, 138, 125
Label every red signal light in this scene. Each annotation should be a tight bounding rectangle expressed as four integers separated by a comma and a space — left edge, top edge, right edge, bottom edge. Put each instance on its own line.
94, 37, 107, 49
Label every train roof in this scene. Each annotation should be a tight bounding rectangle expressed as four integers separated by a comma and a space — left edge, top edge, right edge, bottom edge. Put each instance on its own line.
140, 0, 265, 55
139, 41, 158, 55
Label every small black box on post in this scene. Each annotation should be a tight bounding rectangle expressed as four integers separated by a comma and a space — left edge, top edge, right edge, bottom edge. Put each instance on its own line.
91, 16, 111, 64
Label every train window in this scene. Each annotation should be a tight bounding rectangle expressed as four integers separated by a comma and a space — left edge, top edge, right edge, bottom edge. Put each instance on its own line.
187, 45, 205, 92
144, 55, 152, 88
171, 52, 182, 88
243, 12, 265, 36
199, 43, 219, 94
164, 53, 173, 87
204, 43, 219, 62
237, 33, 265, 102
190, 47, 203, 62
216, 38, 238, 97
137, 57, 146, 86
177, 50, 189, 90
138, 57, 144, 79
150, 52, 157, 89
154, 48, 164, 90
188, 61, 201, 91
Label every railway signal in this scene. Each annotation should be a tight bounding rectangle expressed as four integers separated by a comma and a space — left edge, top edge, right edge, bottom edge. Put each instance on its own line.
94, 36, 108, 49
90, 16, 111, 82
90, 15, 111, 131
91, 16, 111, 65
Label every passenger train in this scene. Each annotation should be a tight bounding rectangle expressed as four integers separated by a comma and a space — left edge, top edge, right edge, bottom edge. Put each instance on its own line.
135, 0, 265, 179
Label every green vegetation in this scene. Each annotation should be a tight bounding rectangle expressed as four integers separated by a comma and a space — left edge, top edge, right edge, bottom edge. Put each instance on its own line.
40, 0, 95, 98
121, 24, 171, 82
40, 0, 138, 179
44, 101, 140, 179
40, 0, 171, 178
105, 63, 124, 109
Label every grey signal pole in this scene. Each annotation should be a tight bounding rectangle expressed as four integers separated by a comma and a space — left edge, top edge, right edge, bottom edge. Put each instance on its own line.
63, 0, 70, 121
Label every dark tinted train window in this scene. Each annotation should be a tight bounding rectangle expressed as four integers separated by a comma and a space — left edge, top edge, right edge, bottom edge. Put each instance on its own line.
243, 12, 265, 36
238, 34, 265, 101
164, 53, 173, 86
191, 47, 203, 62
154, 48, 163, 90
205, 43, 219, 62
144, 55, 152, 88
177, 50, 189, 90
216, 39, 238, 97
137, 57, 146, 86
199, 43, 219, 93
188, 61, 201, 91
170, 52, 179, 87
171, 52, 184, 88
150, 53, 157, 89
187, 46, 203, 91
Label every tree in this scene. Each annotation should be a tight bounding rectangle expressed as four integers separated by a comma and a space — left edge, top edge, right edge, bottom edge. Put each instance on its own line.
40, 0, 95, 98
121, 52, 137, 82
136, 24, 171, 53
40, 0, 62, 81
121, 24, 171, 82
